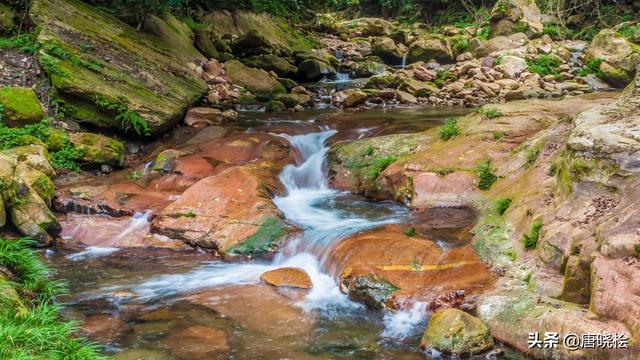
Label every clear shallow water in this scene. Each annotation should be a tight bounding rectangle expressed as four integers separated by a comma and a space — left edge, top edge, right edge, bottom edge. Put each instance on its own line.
44, 109, 515, 359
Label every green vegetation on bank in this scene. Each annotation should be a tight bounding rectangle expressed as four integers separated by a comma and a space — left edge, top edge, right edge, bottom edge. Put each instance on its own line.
439, 118, 460, 141
476, 160, 497, 190
0, 120, 84, 171
522, 219, 543, 250
0, 238, 107, 360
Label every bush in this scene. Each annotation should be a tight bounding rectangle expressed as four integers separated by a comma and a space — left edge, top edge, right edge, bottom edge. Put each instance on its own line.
578, 58, 605, 78
0, 238, 107, 359
526, 54, 562, 77
476, 160, 497, 190
439, 118, 460, 140
522, 220, 543, 250
493, 197, 512, 215
478, 107, 502, 119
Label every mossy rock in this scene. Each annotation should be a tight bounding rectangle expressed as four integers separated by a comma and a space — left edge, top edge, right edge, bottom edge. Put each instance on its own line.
421, 308, 494, 355
3, 145, 55, 177
16, 163, 56, 204
152, 149, 187, 172
265, 100, 285, 113
0, 87, 45, 127
0, 3, 15, 35
407, 34, 454, 64
0, 273, 28, 317
370, 36, 404, 65
297, 59, 336, 81
69, 132, 125, 167
9, 176, 60, 246
224, 60, 285, 99
30, 0, 207, 135
346, 274, 399, 309
242, 55, 297, 78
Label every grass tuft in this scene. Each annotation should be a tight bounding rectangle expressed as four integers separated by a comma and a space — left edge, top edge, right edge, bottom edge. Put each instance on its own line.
478, 107, 502, 119
476, 160, 497, 190
522, 220, 543, 250
493, 197, 512, 215
439, 118, 460, 140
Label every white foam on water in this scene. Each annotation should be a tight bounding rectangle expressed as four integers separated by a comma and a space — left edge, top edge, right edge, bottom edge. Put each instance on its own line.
67, 247, 119, 260
381, 301, 428, 339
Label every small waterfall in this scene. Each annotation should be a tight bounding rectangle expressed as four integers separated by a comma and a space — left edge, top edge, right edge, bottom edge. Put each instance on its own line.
401, 54, 407, 69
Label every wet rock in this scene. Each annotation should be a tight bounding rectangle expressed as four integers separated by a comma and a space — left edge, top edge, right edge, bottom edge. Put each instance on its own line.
371, 36, 404, 65
421, 308, 493, 355
184, 107, 223, 127
0, 87, 45, 127
346, 274, 399, 309
297, 58, 336, 81
114, 348, 174, 360
333, 89, 368, 108
69, 132, 125, 167
407, 35, 454, 64
261, 267, 312, 289
224, 60, 285, 98
81, 313, 128, 343
160, 325, 229, 359
489, 0, 543, 38
152, 149, 188, 173
152, 164, 286, 252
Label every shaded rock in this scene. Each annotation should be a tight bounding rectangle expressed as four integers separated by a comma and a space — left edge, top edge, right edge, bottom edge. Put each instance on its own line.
407, 35, 454, 64
243, 54, 297, 78
81, 313, 127, 343
31, 0, 207, 135
193, 28, 219, 59
421, 308, 493, 355
297, 58, 336, 81
0, 4, 15, 34
371, 36, 404, 65
0, 87, 45, 127
261, 267, 312, 289
224, 60, 285, 98
69, 132, 125, 167
15, 163, 55, 204
489, 0, 543, 38
114, 349, 173, 360
275, 93, 312, 109
231, 28, 275, 57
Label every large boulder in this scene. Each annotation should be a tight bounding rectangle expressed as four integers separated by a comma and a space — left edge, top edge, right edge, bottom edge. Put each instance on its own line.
585, 29, 639, 87
474, 35, 520, 57
0, 3, 15, 35
489, 0, 543, 38
421, 308, 494, 355
0, 87, 45, 127
297, 59, 336, 81
243, 55, 297, 78
30, 0, 207, 135
231, 29, 277, 57
69, 132, 125, 167
152, 164, 286, 252
371, 37, 404, 65
407, 35, 454, 64
224, 60, 285, 99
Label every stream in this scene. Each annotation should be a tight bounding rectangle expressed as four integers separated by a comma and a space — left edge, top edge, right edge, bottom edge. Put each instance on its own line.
43, 107, 520, 359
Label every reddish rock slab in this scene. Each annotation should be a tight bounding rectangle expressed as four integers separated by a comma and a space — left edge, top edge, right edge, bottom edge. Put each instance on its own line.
151, 164, 284, 251
261, 267, 313, 289
81, 313, 128, 343
329, 224, 493, 306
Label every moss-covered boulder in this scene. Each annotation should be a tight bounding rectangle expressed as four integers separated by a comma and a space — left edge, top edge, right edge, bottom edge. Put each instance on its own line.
3, 145, 55, 177
16, 163, 56, 204
297, 59, 336, 81
346, 274, 399, 309
0, 3, 15, 35
69, 132, 125, 167
0, 87, 45, 127
243, 55, 297, 78
407, 35, 454, 64
489, 0, 543, 38
585, 29, 639, 87
337, 18, 393, 37
371, 37, 404, 65
9, 176, 60, 246
30, 0, 207, 136
224, 60, 285, 99
232, 29, 277, 57
420, 308, 494, 355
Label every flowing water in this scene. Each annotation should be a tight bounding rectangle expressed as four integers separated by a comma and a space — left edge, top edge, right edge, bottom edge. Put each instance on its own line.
44, 108, 516, 359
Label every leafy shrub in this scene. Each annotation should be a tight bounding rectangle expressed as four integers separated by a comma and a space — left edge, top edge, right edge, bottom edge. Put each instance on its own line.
439, 118, 460, 140
578, 57, 605, 78
526, 54, 563, 77
479, 107, 502, 119
493, 197, 512, 215
0, 120, 83, 171
522, 220, 543, 250
476, 160, 497, 190
0, 238, 107, 359
404, 227, 417, 237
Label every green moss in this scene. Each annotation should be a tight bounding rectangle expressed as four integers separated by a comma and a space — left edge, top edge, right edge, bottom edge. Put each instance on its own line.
492, 131, 505, 140
0, 33, 39, 54
404, 227, 417, 237
0, 87, 45, 126
493, 197, 512, 215
228, 217, 286, 255
439, 117, 460, 140
476, 160, 497, 190
364, 155, 397, 180
478, 107, 502, 119
94, 96, 150, 136
435, 167, 455, 176
522, 219, 543, 250
172, 210, 196, 218
472, 213, 515, 267
524, 142, 543, 168
634, 244, 640, 259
